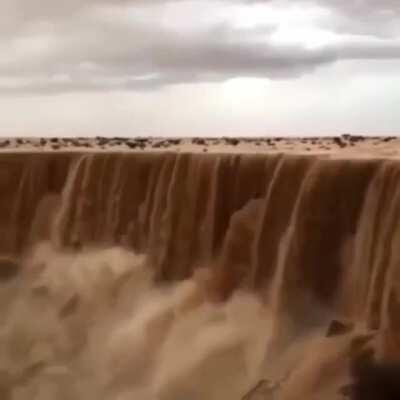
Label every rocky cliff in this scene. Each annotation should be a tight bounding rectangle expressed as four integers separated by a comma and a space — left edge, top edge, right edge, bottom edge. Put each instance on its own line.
0, 151, 399, 362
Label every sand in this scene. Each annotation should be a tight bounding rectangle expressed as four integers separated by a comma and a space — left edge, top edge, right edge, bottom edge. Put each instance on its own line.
0, 135, 399, 159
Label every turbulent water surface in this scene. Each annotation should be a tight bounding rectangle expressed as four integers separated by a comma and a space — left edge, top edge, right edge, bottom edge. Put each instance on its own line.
0, 151, 399, 399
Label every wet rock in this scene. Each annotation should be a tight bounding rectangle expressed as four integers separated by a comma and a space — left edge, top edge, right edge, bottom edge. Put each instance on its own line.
350, 358, 400, 400
0, 257, 20, 282
326, 320, 354, 337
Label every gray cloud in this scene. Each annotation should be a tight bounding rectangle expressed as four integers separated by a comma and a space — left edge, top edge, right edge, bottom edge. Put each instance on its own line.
310, 0, 400, 37
2, 0, 400, 31
0, 0, 400, 94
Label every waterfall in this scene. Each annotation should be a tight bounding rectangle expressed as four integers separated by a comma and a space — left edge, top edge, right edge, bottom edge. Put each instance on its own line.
0, 151, 399, 398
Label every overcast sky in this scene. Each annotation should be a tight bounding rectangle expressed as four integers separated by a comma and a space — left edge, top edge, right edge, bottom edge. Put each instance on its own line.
0, 0, 399, 136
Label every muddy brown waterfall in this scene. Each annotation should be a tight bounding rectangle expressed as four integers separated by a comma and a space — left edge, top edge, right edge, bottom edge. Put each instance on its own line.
1, 150, 400, 398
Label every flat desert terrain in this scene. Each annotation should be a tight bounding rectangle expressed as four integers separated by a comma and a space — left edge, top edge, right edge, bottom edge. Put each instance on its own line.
0, 135, 399, 158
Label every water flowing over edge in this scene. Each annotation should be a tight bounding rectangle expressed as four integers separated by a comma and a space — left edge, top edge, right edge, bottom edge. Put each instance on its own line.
0, 151, 399, 398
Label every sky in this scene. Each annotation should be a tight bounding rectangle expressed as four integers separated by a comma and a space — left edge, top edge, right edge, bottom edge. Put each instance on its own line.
0, 0, 400, 137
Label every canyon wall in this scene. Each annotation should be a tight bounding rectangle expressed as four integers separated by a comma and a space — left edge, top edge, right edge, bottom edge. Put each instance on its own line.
0, 151, 399, 360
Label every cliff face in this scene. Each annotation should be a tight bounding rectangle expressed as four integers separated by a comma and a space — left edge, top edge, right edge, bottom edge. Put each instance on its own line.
0, 151, 399, 360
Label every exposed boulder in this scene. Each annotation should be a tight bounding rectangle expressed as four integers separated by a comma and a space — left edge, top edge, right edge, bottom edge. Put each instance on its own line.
326, 320, 354, 337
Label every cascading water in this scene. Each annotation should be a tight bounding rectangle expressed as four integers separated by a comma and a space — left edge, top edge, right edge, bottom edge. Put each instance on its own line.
0, 151, 399, 399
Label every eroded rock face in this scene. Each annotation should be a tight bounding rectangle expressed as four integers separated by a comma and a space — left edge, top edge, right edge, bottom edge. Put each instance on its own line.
0, 152, 400, 361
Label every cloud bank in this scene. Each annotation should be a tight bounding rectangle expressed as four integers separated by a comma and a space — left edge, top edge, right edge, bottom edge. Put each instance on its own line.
0, 0, 399, 94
